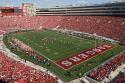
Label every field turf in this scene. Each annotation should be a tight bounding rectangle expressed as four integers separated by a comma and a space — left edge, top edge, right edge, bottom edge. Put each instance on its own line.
3, 30, 125, 82
13, 30, 108, 61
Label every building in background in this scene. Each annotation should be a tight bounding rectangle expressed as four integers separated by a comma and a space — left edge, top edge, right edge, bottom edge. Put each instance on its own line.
22, 3, 36, 16
0, 3, 35, 17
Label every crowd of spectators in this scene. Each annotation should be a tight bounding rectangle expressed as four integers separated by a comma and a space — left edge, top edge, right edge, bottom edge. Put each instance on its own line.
0, 16, 125, 41
0, 52, 58, 83
121, 38, 125, 46
0, 15, 125, 82
0, 16, 125, 82
59, 16, 125, 41
88, 52, 125, 82
111, 71, 125, 83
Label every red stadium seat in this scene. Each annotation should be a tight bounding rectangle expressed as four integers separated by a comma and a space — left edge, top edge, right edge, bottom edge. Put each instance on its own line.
0, 52, 58, 83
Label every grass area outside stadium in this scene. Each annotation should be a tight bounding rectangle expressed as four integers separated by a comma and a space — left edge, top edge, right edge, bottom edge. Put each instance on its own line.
3, 30, 125, 82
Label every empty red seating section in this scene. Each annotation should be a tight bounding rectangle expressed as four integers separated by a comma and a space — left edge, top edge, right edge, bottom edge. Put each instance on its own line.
0, 52, 58, 83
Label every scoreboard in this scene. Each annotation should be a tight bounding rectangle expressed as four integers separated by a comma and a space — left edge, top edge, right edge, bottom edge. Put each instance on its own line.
0, 7, 23, 17
1, 9, 14, 13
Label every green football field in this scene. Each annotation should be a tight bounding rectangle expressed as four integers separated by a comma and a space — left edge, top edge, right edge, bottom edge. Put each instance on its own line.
3, 30, 125, 82
13, 30, 107, 61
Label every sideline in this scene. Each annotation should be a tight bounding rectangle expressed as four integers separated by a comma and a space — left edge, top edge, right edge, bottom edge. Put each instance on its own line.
0, 40, 63, 83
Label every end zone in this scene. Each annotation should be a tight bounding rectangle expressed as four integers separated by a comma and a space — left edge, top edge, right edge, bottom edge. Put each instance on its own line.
56, 44, 114, 70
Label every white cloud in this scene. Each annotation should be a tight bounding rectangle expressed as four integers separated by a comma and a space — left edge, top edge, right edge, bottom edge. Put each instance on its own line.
78, 0, 87, 4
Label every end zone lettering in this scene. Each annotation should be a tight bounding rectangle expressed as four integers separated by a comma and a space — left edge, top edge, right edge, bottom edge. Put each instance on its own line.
56, 44, 114, 70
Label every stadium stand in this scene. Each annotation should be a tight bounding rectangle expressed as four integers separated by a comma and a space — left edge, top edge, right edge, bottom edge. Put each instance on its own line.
88, 52, 125, 82
0, 15, 125, 82
111, 71, 125, 83
0, 16, 125, 41
0, 2, 125, 83
121, 38, 125, 46
0, 52, 58, 83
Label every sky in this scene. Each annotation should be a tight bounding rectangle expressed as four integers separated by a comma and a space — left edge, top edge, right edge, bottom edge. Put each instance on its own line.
0, 0, 123, 8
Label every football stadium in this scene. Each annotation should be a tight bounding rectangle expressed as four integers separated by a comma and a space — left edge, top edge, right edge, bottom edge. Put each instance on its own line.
0, 0, 125, 83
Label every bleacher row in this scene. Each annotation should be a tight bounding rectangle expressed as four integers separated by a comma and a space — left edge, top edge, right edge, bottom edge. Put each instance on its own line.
0, 16, 125, 41
111, 71, 125, 83
88, 52, 125, 82
0, 52, 58, 83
